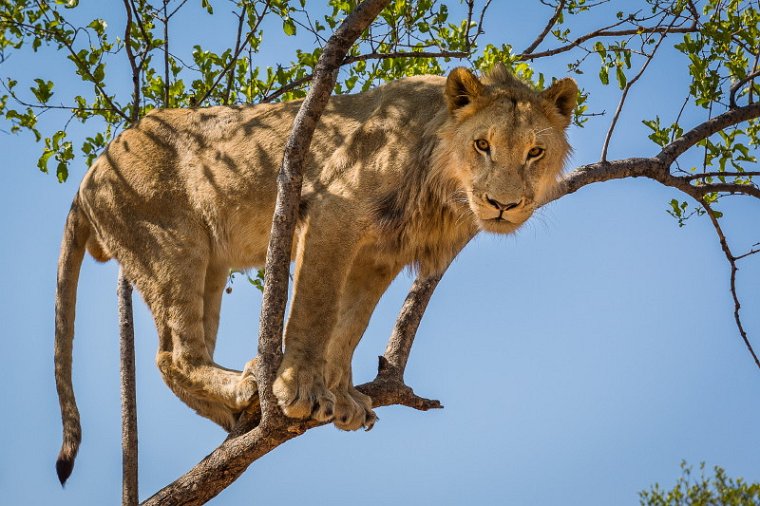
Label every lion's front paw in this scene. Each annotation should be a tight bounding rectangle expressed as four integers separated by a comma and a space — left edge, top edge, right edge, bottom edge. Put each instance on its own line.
273, 364, 335, 422
333, 387, 377, 431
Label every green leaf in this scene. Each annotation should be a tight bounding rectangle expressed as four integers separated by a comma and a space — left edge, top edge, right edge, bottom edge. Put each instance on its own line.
282, 18, 297, 36
594, 41, 606, 59
56, 161, 68, 183
615, 65, 627, 89
30, 78, 54, 103
598, 65, 609, 85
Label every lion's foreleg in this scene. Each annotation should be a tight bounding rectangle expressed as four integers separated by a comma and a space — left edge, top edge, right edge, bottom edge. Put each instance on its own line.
325, 256, 399, 431
272, 210, 362, 422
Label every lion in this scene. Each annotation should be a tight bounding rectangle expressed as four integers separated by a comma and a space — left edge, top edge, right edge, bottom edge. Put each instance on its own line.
54, 63, 577, 484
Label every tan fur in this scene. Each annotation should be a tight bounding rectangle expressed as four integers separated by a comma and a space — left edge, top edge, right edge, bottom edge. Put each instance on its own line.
54, 65, 577, 482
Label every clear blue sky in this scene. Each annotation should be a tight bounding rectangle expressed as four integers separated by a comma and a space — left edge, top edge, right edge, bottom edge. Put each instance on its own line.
1, 1, 759, 505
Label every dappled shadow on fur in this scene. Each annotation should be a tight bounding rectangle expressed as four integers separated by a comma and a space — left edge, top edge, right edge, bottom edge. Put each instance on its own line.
54, 67, 577, 482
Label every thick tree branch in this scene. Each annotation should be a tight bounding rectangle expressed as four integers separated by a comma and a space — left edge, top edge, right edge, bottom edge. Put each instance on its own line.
255, 0, 392, 420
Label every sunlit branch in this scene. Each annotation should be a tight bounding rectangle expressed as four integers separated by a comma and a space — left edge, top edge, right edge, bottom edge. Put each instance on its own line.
521, 0, 566, 55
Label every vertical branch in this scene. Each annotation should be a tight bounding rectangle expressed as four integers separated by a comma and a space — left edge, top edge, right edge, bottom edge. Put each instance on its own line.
600, 27, 669, 161
162, 0, 170, 108
122, 0, 141, 124
224, 7, 247, 105
118, 270, 138, 506
120, 1, 142, 502
253, 0, 393, 423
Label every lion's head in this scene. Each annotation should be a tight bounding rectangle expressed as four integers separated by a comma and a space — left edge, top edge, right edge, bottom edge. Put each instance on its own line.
440, 64, 577, 234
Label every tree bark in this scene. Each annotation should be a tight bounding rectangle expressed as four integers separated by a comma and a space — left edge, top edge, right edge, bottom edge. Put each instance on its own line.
118, 270, 138, 506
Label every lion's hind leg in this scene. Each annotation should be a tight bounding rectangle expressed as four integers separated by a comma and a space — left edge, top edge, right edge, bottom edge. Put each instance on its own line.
138, 253, 257, 431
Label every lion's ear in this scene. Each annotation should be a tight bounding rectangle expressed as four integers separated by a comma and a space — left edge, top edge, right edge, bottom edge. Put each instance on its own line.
445, 67, 484, 112
540, 78, 578, 128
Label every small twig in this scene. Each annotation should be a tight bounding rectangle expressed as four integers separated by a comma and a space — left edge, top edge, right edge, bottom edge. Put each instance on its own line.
33, 0, 130, 122
223, 7, 247, 105
166, 0, 190, 19
162, 0, 170, 108
600, 28, 669, 161
517, 20, 697, 61
729, 69, 760, 109
735, 247, 760, 261
122, 0, 141, 124
471, 0, 493, 48
464, 0, 474, 52
701, 202, 760, 371
194, 0, 272, 105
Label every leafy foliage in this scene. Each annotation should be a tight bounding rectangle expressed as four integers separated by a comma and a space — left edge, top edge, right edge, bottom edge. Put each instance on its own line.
640, 462, 760, 506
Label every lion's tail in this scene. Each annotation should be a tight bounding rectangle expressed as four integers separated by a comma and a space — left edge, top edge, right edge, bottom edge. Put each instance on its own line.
55, 195, 90, 486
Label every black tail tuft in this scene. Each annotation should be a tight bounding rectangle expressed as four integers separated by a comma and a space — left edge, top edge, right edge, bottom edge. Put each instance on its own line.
56, 455, 74, 486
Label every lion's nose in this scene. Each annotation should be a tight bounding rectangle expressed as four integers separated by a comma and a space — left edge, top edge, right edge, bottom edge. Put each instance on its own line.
485, 195, 523, 211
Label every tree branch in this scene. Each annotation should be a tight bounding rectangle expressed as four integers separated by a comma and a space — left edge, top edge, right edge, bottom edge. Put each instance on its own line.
656, 102, 760, 166
729, 69, 760, 109
682, 171, 760, 181
691, 182, 760, 199
600, 27, 669, 161
521, 0, 566, 55
260, 50, 469, 103
702, 202, 760, 370
32, 0, 130, 123
517, 19, 697, 61
118, 270, 138, 506
194, 0, 272, 106
122, 0, 141, 124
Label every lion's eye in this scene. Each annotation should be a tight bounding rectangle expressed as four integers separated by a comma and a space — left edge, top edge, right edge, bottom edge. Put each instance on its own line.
527, 146, 545, 159
475, 139, 490, 152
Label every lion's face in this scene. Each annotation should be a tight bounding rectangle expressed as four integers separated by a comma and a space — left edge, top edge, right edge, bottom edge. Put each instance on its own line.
442, 66, 577, 234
